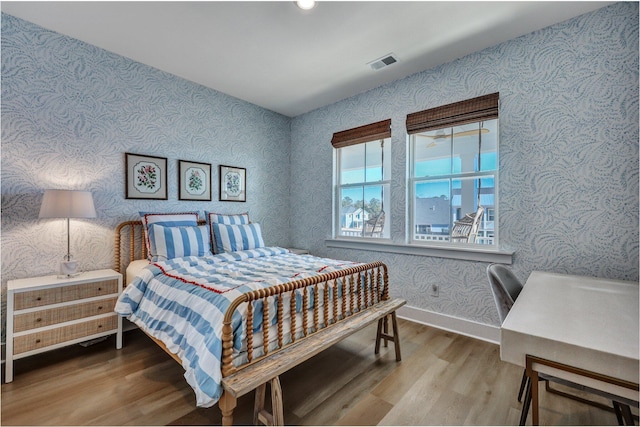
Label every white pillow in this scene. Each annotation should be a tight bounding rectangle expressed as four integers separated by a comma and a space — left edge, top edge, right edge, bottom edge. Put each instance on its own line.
211, 222, 265, 253
148, 224, 212, 261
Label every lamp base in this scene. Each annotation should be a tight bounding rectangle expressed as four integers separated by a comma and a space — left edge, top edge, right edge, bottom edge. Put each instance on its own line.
58, 260, 80, 279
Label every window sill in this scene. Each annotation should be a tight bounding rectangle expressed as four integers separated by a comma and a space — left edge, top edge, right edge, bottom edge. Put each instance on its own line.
325, 238, 513, 264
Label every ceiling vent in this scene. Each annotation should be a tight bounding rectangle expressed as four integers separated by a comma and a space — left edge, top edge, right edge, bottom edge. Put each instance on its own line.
368, 54, 398, 71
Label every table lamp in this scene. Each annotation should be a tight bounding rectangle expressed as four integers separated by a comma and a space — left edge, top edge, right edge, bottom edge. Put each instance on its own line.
39, 189, 97, 277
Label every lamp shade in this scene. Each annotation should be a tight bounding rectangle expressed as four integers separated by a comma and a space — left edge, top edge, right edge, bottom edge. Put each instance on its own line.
39, 190, 96, 219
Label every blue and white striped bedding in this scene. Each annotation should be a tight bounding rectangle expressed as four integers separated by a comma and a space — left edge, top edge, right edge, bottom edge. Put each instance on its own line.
114, 247, 360, 408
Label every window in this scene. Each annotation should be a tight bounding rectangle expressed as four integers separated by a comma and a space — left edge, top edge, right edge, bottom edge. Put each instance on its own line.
333, 120, 391, 239
407, 93, 499, 246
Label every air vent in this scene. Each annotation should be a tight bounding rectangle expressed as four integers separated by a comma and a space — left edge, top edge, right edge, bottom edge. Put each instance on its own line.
368, 54, 398, 71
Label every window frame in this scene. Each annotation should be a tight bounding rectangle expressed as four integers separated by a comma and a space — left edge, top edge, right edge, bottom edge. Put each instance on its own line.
408, 120, 499, 248
331, 119, 392, 241
405, 93, 500, 249
334, 138, 391, 240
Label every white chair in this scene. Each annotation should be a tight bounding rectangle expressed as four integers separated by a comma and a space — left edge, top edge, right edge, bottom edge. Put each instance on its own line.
365, 211, 385, 238
451, 207, 484, 243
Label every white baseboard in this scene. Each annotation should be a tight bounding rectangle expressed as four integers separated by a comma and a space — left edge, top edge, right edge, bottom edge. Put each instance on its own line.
397, 305, 500, 345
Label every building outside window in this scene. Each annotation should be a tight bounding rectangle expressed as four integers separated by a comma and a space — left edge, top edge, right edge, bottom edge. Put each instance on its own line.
407, 93, 499, 246
333, 120, 391, 239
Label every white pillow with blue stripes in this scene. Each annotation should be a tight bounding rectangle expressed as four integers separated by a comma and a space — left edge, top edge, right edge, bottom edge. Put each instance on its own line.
140, 211, 200, 259
206, 211, 249, 225
206, 211, 249, 253
148, 223, 212, 261
211, 222, 265, 253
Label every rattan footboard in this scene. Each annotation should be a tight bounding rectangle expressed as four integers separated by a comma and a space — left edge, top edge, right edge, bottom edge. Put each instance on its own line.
114, 220, 390, 377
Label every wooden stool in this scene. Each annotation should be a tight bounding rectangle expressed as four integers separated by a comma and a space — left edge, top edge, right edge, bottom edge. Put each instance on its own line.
254, 377, 284, 426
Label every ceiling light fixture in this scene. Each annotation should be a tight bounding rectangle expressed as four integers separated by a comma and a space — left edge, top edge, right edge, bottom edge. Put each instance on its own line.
296, 0, 316, 10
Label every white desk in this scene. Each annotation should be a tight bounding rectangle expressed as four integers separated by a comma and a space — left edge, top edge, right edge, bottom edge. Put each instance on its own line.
501, 271, 639, 424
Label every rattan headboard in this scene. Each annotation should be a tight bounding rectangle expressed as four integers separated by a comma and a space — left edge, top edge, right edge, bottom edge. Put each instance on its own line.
114, 219, 208, 274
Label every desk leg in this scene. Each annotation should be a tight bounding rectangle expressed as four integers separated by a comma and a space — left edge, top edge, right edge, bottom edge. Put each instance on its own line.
531, 370, 540, 425
526, 355, 540, 426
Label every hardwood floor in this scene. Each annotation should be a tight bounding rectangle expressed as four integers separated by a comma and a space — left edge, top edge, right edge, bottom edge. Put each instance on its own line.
1, 319, 629, 425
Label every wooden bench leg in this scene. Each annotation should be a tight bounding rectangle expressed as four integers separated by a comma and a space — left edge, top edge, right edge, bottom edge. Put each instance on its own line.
219, 391, 237, 426
383, 316, 389, 347
254, 383, 267, 426
390, 311, 402, 361
254, 376, 284, 426
375, 311, 402, 361
375, 317, 384, 354
271, 377, 284, 426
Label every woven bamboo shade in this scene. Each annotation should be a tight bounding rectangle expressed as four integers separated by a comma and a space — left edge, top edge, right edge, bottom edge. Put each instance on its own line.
406, 93, 499, 135
331, 119, 391, 148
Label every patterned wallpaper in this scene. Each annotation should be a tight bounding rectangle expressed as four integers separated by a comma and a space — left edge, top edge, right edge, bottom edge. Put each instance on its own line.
290, 2, 639, 326
1, 3, 638, 343
1, 13, 292, 339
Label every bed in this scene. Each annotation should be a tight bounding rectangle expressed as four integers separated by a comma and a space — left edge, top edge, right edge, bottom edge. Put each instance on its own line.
114, 215, 404, 425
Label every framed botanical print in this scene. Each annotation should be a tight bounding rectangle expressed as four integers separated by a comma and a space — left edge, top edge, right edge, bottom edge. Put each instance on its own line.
125, 152, 168, 200
219, 165, 246, 202
179, 160, 212, 201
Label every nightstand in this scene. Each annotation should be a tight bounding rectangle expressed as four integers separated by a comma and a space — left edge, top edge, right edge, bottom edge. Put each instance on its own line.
5, 269, 123, 383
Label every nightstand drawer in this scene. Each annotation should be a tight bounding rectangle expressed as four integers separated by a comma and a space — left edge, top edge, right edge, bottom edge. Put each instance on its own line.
13, 297, 119, 333
14, 279, 118, 310
13, 315, 118, 355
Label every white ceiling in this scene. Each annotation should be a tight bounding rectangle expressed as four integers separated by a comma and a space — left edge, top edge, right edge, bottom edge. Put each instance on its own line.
2, 1, 613, 117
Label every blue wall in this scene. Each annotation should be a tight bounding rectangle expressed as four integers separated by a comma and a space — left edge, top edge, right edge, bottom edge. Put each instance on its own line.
1, 13, 292, 332
290, 2, 639, 326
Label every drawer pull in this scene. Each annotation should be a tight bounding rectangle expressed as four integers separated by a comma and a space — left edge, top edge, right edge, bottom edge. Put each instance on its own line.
98, 324, 102, 328
36, 297, 42, 301
98, 287, 102, 291
98, 306, 103, 310
35, 339, 41, 344
36, 318, 42, 322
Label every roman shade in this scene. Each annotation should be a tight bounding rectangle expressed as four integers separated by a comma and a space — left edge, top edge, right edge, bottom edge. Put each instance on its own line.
406, 93, 499, 135
331, 119, 391, 149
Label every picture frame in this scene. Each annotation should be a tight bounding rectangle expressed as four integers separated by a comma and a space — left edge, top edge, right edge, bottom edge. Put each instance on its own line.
219, 165, 246, 202
125, 152, 168, 200
179, 160, 212, 201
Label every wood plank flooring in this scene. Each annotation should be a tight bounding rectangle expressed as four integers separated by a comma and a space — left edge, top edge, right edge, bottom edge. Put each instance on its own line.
1, 319, 630, 425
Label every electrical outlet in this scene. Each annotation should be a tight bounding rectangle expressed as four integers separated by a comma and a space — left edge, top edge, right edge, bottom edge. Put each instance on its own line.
430, 283, 439, 297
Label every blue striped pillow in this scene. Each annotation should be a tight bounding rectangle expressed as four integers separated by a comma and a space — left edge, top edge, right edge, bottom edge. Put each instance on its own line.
148, 224, 212, 261
206, 211, 249, 225
212, 223, 265, 253
206, 211, 249, 253
141, 212, 200, 259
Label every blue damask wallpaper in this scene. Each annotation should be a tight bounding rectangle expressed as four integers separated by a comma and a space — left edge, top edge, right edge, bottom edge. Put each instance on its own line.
1, 2, 638, 343
290, 2, 639, 326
